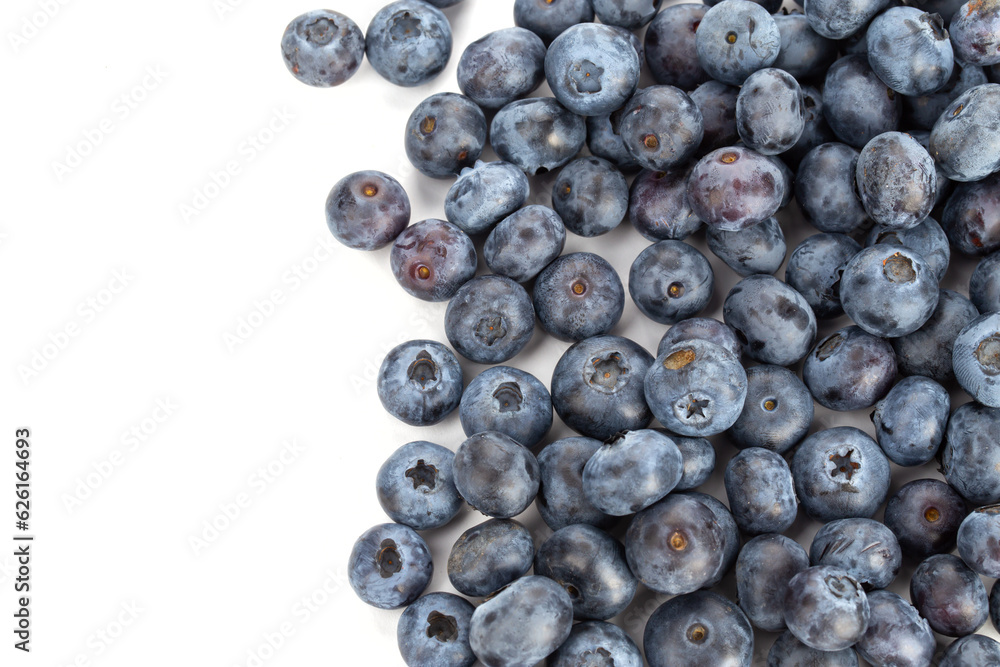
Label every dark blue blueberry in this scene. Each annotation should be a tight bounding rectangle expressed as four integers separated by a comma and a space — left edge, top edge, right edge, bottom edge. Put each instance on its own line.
396, 592, 475, 667
803, 326, 897, 411
536, 436, 617, 531
548, 621, 643, 667
695, 0, 781, 85
452, 431, 540, 518
404, 93, 486, 179
855, 590, 936, 667
456, 28, 546, 109
658, 317, 742, 359
444, 275, 534, 365
583, 429, 683, 516
628, 167, 703, 242
672, 435, 716, 491
941, 171, 1000, 254
586, 107, 642, 172
513, 0, 594, 44
892, 289, 980, 383
950, 0, 1000, 66
376, 441, 462, 530
782, 86, 837, 170
447, 518, 534, 597
490, 97, 587, 175
551, 335, 654, 440
690, 81, 740, 155
725, 447, 798, 535
940, 634, 1000, 667
620, 86, 704, 171
810, 519, 901, 590
736, 534, 810, 632
366, 1, 452, 87
958, 506, 1000, 578
723, 274, 818, 366
930, 83, 1000, 182
544, 23, 641, 117
804, 0, 890, 39
867, 7, 954, 96
707, 216, 786, 277
459, 366, 552, 449
784, 232, 861, 318
871, 375, 949, 466
534, 523, 637, 620
552, 157, 628, 237
444, 161, 529, 236
736, 69, 805, 155
688, 147, 786, 231
348, 522, 433, 609
644, 591, 754, 667
855, 132, 936, 230
483, 205, 566, 283
865, 216, 951, 283
884, 478, 968, 560
592, 0, 661, 29
773, 12, 837, 82
971, 251, 1000, 313
822, 55, 901, 148
766, 630, 859, 667
629, 240, 714, 325
792, 427, 891, 522
325, 170, 410, 251
684, 491, 741, 586
644, 4, 711, 90
954, 313, 1000, 406
534, 252, 625, 342
377, 339, 463, 426
794, 143, 869, 234
910, 553, 989, 636
280, 10, 364, 87
729, 364, 813, 454
905, 0, 965, 22
390, 219, 476, 302
783, 566, 870, 651
905, 58, 989, 130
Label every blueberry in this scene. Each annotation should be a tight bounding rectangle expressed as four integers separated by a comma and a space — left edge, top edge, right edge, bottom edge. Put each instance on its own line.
444, 275, 534, 365
586, 107, 642, 173
736, 534, 810, 632
583, 429, 683, 516
280, 10, 365, 87
884, 478, 968, 560
447, 518, 535, 597
954, 312, 1000, 406
325, 170, 410, 251
452, 431, 540, 518
871, 375, 949, 466
910, 553, 989, 637
736, 69, 805, 155
444, 161, 529, 236
348, 522, 433, 609
376, 441, 462, 530
804, 0, 890, 39
855, 590, 936, 667
513, 0, 594, 44
459, 366, 551, 449
548, 621, 643, 667
794, 143, 870, 234
687, 147, 786, 232
696, 0, 781, 86
658, 317, 742, 360
958, 506, 1000, 578
784, 232, 861, 318
783, 566, 870, 651
822, 55, 901, 148
377, 339, 463, 426
390, 219, 476, 302
534, 523, 637, 620
643, 4, 711, 90
707, 216, 786, 277
690, 81, 741, 155
644, 591, 754, 667
404, 93, 485, 179
892, 289, 980, 383
683, 491, 742, 586
810, 519, 902, 590
723, 274, 818, 366
536, 436, 617, 531
729, 364, 814, 454
906, 0, 965, 22
766, 630, 859, 667
550, 335, 654, 440
592, 0, 661, 29
940, 634, 1000, 667
396, 592, 476, 667
544, 23, 641, 117
930, 83, 1000, 182
772, 12, 837, 82
456, 28, 546, 109
803, 326, 897, 411
865, 216, 951, 283
942, 171, 1000, 255
867, 7, 954, 96
551, 157, 628, 237
725, 447, 798, 535
792, 426, 891, 522
705, 0, 783, 10
620, 86, 704, 171
905, 58, 989, 130
490, 97, 587, 175
628, 167, 704, 242
949, 0, 1000, 66
854, 132, 936, 230
629, 240, 714, 325
971, 251, 1000, 313
993, 579, 1000, 632
673, 435, 717, 491
534, 252, 625, 342
483, 205, 566, 283
366, 1, 452, 87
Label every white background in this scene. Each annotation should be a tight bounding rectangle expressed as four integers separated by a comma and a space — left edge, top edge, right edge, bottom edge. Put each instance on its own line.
3, 0, 997, 665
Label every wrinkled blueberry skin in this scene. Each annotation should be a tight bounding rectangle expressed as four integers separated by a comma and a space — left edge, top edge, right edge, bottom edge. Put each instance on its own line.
884, 478, 968, 560
583, 430, 683, 516
658, 317, 742, 360
766, 630, 859, 667
456, 28, 546, 109
867, 7, 954, 96
629, 240, 714, 325
447, 518, 534, 597
690, 81, 740, 155
893, 289, 980, 383
397, 592, 475, 667
942, 171, 1000, 255
491, 97, 586, 176
644, 4, 710, 90
644, 591, 754, 667
348, 523, 433, 609
468, 576, 573, 667
376, 441, 462, 530
930, 83, 1000, 182
792, 427, 891, 522
444, 161, 529, 236
906, 58, 989, 130
730, 364, 813, 454
872, 376, 949, 466
684, 491, 741, 586
736, 534, 810, 632
513, 0, 594, 44
404, 93, 486, 179
534, 252, 625, 342
536, 437, 617, 531
954, 313, 1000, 406
784, 566, 870, 651
823, 55, 901, 148
551, 335, 654, 440
725, 447, 798, 535
707, 216, 786, 277
325, 170, 410, 251
549, 621, 643, 667
545, 23, 641, 118
804, 0, 890, 39
910, 553, 989, 636
484, 205, 566, 283
452, 431, 540, 518
950, 0, 1000, 66
940, 634, 1000, 667
366, 1, 452, 87
444, 275, 534, 365
803, 326, 897, 411
856, 590, 936, 667
390, 219, 477, 302
673, 435, 717, 490
773, 13, 837, 82
785, 233, 861, 318
620, 86, 704, 171
971, 251, 1000, 313
795, 143, 869, 234
280, 10, 364, 89
628, 168, 703, 242
723, 274, 818, 366
688, 147, 786, 231
696, 0, 781, 85
592, 0, 661, 29
810, 519, 902, 590
958, 506, 1000, 577
377, 339, 463, 426
534, 524, 638, 620
646, 339, 748, 437
865, 216, 951, 283
840, 244, 940, 338
736, 69, 805, 155
552, 157, 628, 237
459, 366, 552, 449
856, 132, 937, 230
586, 108, 642, 172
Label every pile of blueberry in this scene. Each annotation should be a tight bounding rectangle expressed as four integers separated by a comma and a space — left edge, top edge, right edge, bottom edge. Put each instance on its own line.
282, 0, 1000, 664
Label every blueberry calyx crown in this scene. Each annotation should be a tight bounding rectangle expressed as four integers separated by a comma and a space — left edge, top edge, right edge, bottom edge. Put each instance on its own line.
407, 351, 439, 388
492, 382, 523, 413
405, 459, 437, 490
377, 538, 402, 578
426, 610, 458, 642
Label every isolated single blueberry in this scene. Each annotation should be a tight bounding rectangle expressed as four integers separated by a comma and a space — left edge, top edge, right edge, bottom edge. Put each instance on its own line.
376, 440, 462, 530
280, 10, 365, 87
366, 1, 452, 87
396, 592, 476, 667
377, 339, 463, 426
348, 522, 433, 609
